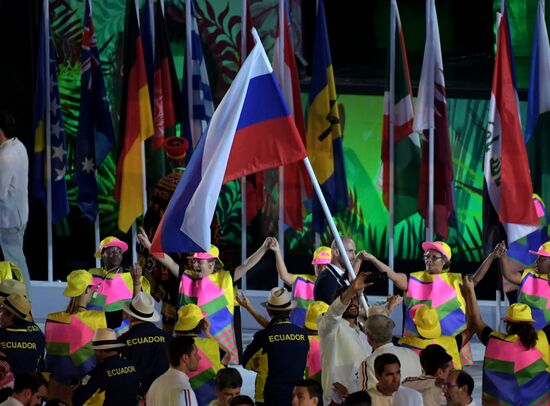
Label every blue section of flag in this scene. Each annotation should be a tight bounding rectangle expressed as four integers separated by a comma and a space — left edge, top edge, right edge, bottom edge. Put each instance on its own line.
32, 19, 69, 224
75, 0, 115, 222
182, 0, 214, 156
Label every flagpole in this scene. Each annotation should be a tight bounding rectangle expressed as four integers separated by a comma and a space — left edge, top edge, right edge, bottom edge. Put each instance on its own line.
277, 0, 285, 287
388, 0, 396, 296
303, 157, 369, 312
240, 0, 248, 289
313, 0, 321, 251
427, 0, 435, 242
43, 0, 53, 282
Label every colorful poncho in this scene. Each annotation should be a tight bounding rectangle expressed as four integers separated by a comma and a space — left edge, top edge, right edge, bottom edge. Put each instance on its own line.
405, 271, 466, 337
518, 269, 550, 330
290, 274, 316, 327
45, 310, 107, 405
87, 269, 150, 312
482, 331, 550, 405
398, 335, 461, 369
305, 335, 321, 383
178, 270, 238, 364
188, 336, 222, 406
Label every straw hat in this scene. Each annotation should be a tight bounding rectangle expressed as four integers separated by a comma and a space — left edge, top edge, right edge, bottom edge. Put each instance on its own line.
2, 293, 32, 322
413, 305, 441, 339
94, 236, 128, 258
0, 279, 26, 300
262, 287, 296, 311
174, 304, 204, 332
528, 241, 550, 257
122, 292, 160, 322
422, 241, 452, 260
188, 245, 224, 266
502, 303, 535, 323
90, 328, 125, 350
64, 270, 93, 297
305, 301, 329, 331
311, 246, 331, 265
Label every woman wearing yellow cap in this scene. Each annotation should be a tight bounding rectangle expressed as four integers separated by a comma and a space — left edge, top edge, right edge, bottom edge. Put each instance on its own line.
462, 275, 550, 405
44, 270, 107, 405
268, 238, 331, 327
174, 304, 226, 405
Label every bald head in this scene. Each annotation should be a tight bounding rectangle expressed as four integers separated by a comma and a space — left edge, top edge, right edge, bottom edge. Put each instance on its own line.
331, 237, 356, 268
366, 314, 395, 344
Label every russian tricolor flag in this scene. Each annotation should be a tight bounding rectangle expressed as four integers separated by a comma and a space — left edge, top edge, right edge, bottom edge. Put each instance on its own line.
151, 39, 307, 254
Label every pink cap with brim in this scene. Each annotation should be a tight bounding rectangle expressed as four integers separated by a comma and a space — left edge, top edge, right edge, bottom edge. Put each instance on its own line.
95, 237, 129, 258
421, 241, 452, 260
311, 246, 331, 265
189, 252, 217, 260
528, 241, 550, 257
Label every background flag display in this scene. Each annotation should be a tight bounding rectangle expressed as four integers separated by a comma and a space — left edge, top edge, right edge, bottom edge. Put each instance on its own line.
75, 0, 115, 222
115, 0, 155, 233
150, 40, 307, 254
526, 0, 550, 209
414, 0, 454, 239
380, 0, 420, 224
484, 7, 539, 249
32, 19, 69, 224
272, 2, 311, 229
307, 0, 348, 234
182, 0, 214, 154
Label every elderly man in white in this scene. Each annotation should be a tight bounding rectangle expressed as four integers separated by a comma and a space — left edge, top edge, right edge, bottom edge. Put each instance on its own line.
318, 272, 372, 405
0, 112, 30, 290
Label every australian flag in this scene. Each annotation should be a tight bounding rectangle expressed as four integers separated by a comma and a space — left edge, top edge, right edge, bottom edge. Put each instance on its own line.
75, 0, 115, 222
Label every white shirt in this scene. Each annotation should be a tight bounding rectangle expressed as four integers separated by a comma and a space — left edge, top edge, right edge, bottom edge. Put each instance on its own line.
0, 397, 24, 406
360, 342, 423, 389
368, 385, 424, 406
0, 138, 28, 228
318, 296, 371, 405
146, 368, 198, 406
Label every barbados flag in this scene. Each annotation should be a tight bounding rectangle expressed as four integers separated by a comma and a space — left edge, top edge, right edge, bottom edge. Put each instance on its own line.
150, 37, 307, 254
307, 0, 348, 233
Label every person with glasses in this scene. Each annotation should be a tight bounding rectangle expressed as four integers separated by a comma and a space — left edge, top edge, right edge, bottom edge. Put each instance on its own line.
0, 372, 47, 406
361, 240, 503, 367
444, 370, 476, 406
44, 270, 106, 405
500, 240, 550, 330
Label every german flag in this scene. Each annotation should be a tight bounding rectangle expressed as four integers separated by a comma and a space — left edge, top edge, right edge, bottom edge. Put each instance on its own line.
115, 0, 154, 232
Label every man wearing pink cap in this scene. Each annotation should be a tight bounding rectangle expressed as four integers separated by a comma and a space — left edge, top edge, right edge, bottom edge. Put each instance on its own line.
500, 240, 550, 329
269, 237, 331, 327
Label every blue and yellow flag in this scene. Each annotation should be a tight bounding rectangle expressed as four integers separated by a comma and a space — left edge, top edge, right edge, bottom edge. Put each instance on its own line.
306, 0, 348, 233
32, 17, 69, 224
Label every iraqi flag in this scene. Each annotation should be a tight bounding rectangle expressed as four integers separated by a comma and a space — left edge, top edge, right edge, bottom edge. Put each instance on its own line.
150, 39, 307, 254
484, 7, 538, 246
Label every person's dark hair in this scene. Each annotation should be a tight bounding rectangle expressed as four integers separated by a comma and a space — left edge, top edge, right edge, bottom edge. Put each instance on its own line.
13, 372, 47, 394
420, 344, 452, 376
343, 391, 371, 406
374, 353, 400, 376
215, 367, 243, 390
229, 394, 255, 406
454, 370, 474, 396
506, 321, 538, 350
176, 318, 208, 336
168, 336, 195, 367
295, 379, 323, 404
0, 112, 15, 139
266, 308, 292, 318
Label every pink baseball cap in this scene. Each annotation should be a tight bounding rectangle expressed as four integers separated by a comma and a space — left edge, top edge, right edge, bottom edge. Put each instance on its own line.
95, 236, 128, 258
528, 241, 550, 257
188, 245, 224, 266
311, 246, 331, 265
421, 241, 452, 260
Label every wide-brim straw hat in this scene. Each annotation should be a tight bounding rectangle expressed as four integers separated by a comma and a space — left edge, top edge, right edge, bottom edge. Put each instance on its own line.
2, 293, 32, 322
0, 279, 26, 301
122, 292, 160, 322
90, 328, 125, 350
262, 287, 296, 311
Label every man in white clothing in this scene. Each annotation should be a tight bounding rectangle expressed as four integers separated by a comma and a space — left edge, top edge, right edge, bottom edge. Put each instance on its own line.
0, 112, 30, 291
318, 272, 372, 405
147, 336, 201, 406
358, 314, 422, 389
0, 372, 47, 406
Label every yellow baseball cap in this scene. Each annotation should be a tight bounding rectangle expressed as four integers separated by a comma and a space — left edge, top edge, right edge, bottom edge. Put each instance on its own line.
413, 305, 441, 339
174, 304, 205, 332
503, 303, 535, 323
311, 246, 331, 265
422, 241, 452, 260
305, 301, 329, 331
64, 270, 93, 297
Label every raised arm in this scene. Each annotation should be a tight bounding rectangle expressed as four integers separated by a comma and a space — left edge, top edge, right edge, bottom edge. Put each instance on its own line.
237, 292, 269, 328
137, 226, 180, 278
461, 275, 487, 335
234, 237, 271, 282
360, 251, 408, 291
268, 238, 294, 286
471, 241, 507, 285
494, 241, 522, 286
